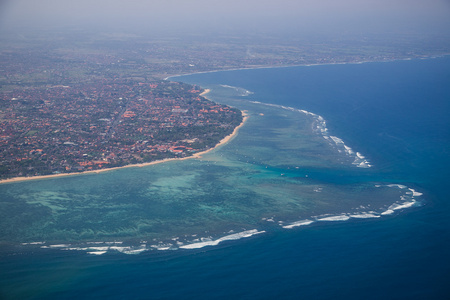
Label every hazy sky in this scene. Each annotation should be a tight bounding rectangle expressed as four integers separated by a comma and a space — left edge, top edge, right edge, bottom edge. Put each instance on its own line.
1, 0, 450, 36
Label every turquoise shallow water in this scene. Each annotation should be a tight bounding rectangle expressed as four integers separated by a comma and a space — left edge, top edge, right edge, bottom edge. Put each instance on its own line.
0, 57, 449, 299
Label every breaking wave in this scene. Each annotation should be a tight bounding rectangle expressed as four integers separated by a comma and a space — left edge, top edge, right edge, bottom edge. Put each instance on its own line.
25, 229, 265, 255
250, 101, 372, 168
280, 184, 422, 229
220, 84, 254, 96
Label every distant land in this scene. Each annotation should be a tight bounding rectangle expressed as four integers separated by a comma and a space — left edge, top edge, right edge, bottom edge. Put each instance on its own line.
0, 29, 449, 180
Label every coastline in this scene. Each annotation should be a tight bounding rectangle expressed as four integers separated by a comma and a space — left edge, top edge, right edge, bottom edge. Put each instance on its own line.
0, 108, 248, 185
164, 54, 450, 81
4, 54, 445, 186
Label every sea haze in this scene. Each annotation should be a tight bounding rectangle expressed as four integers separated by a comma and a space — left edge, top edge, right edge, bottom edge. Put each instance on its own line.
0, 57, 449, 299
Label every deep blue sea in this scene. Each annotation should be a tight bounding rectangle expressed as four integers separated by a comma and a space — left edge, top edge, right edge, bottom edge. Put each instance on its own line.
1, 57, 449, 299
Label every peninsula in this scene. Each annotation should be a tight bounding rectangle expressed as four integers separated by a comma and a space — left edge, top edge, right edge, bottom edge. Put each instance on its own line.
1, 29, 448, 181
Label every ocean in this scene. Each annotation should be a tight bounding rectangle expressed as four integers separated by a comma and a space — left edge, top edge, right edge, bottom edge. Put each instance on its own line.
0, 57, 449, 299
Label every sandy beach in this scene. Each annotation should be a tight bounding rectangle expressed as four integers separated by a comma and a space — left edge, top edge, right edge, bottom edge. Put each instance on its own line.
0, 108, 248, 185
199, 88, 211, 96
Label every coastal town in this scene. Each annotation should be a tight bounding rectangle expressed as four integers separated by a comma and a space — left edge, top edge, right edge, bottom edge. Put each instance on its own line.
0, 79, 242, 179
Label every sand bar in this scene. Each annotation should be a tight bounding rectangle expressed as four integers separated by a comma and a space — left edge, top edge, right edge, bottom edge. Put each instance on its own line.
0, 111, 248, 185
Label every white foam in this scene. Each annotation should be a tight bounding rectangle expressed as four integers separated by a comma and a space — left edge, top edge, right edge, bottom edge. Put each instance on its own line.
352, 152, 371, 168
155, 246, 171, 251
179, 229, 265, 249
109, 245, 148, 254
409, 188, 423, 197
150, 243, 173, 251
330, 136, 344, 145
120, 248, 149, 255
220, 84, 253, 96
387, 184, 407, 189
381, 198, 417, 215
48, 244, 70, 248
282, 220, 315, 229
30, 229, 266, 253
65, 247, 88, 251
88, 251, 107, 255
21, 241, 46, 245
47, 243, 151, 255
349, 213, 380, 219
344, 145, 354, 154
86, 246, 110, 251
256, 103, 373, 168
317, 215, 350, 221
86, 241, 122, 245
389, 200, 416, 211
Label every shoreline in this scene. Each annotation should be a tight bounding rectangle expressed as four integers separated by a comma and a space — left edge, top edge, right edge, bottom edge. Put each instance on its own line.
0, 109, 248, 185
164, 54, 450, 81
3, 54, 446, 185
199, 88, 210, 97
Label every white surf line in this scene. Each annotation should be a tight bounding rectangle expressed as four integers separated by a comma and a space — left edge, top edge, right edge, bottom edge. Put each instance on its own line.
248, 101, 372, 168
281, 219, 315, 229
281, 184, 423, 229
179, 229, 265, 249
219, 84, 254, 96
